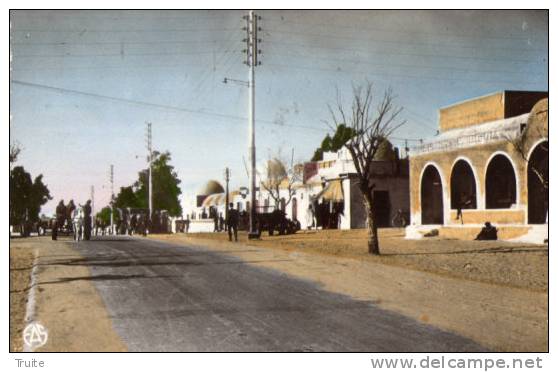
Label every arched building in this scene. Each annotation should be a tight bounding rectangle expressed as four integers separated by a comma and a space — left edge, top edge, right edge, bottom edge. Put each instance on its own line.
406, 91, 548, 243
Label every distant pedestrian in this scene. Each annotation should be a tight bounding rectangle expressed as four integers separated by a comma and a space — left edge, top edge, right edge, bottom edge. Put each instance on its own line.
213, 213, 219, 232
185, 216, 190, 233
54, 199, 66, 239
66, 200, 76, 232
219, 214, 225, 232
455, 192, 473, 224
83, 200, 92, 240
475, 222, 498, 240
226, 203, 239, 242
306, 204, 314, 230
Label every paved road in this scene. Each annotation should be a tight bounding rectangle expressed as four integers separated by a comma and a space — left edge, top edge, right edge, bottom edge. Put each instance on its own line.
65, 236, 486, 352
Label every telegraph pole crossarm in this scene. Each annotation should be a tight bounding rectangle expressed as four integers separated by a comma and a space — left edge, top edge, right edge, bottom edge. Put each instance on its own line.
223, 77, 249, 87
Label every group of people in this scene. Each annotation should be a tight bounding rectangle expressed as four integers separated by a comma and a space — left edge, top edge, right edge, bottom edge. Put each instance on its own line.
204, 204, 240, 241
305, 199, 344, 230
213, 213, 226, 233
52, 199, 92, 240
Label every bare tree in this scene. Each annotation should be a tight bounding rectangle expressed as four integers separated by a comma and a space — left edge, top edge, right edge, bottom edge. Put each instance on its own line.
9, 143, 21, 164
506, 126, 548, 192
259, 148, 302, 211
327, 82, 405, 255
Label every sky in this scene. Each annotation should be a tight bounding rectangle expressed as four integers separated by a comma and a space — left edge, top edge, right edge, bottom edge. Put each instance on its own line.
9, 10, 548, 216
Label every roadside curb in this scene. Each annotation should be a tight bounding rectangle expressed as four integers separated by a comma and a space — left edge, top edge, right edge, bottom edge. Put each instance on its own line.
23, 248, 40, 352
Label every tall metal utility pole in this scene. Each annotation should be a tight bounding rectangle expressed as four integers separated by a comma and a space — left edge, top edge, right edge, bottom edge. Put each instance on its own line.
110, 164, 114, 234
244, 10, 261, 239
224, 167, 230, 226
146, 122, 153, 221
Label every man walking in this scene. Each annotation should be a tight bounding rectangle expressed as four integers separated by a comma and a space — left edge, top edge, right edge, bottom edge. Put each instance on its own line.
53, 199, 66, 240
83, 200, 92, 241
226, 203, 239, 242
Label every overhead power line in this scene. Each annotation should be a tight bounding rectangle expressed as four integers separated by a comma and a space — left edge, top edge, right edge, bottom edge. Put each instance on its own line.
12, 27, 240, 33
264, 50, 539, 76
11, 12, 235, 22
264, 17, 533, 42
265, 62, 541, 86
266, 40, 538, 64
265, 28, 545, 53
11, 39, 235, 46
12, 50, 236, 58
10, 79, 324, 132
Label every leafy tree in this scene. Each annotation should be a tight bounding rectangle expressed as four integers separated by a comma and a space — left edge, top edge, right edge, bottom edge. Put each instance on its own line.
311, 125, 355, 161
331, 124, 355, 150
96, 206, 113, 226
134, 151, 182, 216
113, 186, 141, 210
112, 150, 182, 217
28, 174, 51, 222
9, 166, 52, 226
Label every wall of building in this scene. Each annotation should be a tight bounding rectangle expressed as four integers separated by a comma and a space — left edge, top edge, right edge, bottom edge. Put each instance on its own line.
439, 92, 505, 132
439, 91, 548, 132
409, 99, 548, 228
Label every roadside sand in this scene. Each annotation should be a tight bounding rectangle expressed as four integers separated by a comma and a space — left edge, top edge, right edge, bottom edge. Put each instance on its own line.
151, 232, 548, 352
10, 237, 127, 352
179, 228, 548, 291
10, 241, 36, 352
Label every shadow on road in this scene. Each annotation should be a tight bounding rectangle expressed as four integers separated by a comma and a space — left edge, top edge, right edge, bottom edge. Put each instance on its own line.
41, 256, 293, 269
39, 273, 180, 285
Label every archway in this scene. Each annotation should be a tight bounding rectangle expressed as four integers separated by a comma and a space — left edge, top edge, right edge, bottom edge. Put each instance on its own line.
486, 155, 517, 209
421, 165, 444, 225
528, 141, 548, 223
450, 160, 477, 210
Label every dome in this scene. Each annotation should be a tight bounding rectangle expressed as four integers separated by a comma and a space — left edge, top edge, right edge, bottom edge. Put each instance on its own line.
526, 98, 548, 138
529, 98, 548, 123
373, 138, 397, 161
266, 158, 287, 180
197, 180, 224, 196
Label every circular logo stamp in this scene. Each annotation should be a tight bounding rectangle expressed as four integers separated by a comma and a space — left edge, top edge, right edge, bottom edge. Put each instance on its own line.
23, 321, 48, 349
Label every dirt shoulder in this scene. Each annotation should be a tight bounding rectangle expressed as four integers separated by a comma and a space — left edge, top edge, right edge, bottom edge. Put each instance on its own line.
150, 232, 548, 352
10, 237, 127, 352
178, 228, 548, 291
10, 240, 36, 352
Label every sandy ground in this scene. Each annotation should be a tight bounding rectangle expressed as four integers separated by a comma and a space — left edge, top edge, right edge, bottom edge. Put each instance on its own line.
9, 237, 127, 352
151, 231, 548, 352
181, 228, 548, 291
10, 241, 36, 352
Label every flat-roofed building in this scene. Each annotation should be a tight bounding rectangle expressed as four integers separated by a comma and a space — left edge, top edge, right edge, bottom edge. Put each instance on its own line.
406, 91, 548, 243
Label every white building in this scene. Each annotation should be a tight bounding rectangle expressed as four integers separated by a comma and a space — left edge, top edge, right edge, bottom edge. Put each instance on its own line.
184, 143, 410, 233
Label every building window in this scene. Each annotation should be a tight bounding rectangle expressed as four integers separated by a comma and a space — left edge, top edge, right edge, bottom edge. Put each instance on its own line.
485, 155, 517, 209
450, 160, 477, 210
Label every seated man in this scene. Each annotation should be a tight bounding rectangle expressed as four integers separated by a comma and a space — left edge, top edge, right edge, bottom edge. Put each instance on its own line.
475, 222, 498, 240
